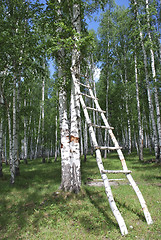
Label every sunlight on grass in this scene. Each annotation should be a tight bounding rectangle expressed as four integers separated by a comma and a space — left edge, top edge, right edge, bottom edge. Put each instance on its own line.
0, 152, 160, 240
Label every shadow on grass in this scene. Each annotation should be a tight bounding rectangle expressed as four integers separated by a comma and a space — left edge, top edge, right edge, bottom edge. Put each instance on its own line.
0, 159, 61, 238
84, 187, 118, 230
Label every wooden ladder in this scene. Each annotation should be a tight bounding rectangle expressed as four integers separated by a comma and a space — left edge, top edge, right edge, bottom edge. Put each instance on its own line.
74, 78, 153, 235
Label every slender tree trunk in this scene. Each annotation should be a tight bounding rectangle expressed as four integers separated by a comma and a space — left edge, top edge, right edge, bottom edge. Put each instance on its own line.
134, 0, 158, 158
41, 74, 45, 163
4, 128, 8, 165
124, 46, 131, 154
24, 98, 28, 164
80, 122, 84, 157
135, 51, 144, 160
12, 79, 20, 183
54, 114, 58, 162
7, 103, 14, 182
84, 121, 88, 162
146, 0, 161, 160
34, 108, 41, 159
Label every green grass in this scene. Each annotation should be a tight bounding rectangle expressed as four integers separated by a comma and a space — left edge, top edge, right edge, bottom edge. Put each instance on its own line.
0, 150, 160, 240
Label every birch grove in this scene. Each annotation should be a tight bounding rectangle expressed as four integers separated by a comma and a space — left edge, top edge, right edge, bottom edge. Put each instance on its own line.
0, 0, 160, 188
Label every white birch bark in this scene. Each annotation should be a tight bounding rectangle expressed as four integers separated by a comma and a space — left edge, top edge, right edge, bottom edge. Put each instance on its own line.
54, 0, 71, 188
34, 107, 41, 159
12, 79, 20, 182
84, 121, 88, 162
80, 122, 84, 157
134, 0, 158, 158
59, 65, 70, 189
54, 114, 58, 162
4, 128, 8, 165
41, 73, 45, 163
135, 51, 144, 160
24, 98, 28, 164
7, 103, 14, 182
146, 0, 161, 159
124, 46, 131, 154
70, 1, 81, 192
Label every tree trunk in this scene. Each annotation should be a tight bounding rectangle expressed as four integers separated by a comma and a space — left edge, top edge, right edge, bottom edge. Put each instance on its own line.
134, 51, 144, 160
134, 0, 158, 158
54, 114, 58, 162
24, 98, 28, 164
84, 121, 88, 162
12, 78, 20, 183
34, 107, 41, 159
146, 0, 161, 160
70, 1, 81, 193
124, 46, 131, 154
59, 62, 71, 190
4, 128, 8, 165
41, 73, 45, 163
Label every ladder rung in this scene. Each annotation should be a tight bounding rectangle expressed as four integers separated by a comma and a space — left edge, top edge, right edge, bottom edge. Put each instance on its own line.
86, 106, 106, 113
89, 178, 126, 182
76, 81, 91, 88
79, 92, 98, 100
95, 146, 122, 150
89, 123, 114, 130
101, 170, 132, 174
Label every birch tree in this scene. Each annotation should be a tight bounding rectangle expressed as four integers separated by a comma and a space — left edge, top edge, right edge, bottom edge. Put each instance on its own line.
134, 50, 144, 160
70, 1, 81, 193
145, 0, 161, 159
132, 0, 159, 159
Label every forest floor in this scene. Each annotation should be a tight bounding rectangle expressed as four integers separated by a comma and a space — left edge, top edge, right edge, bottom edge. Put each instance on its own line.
0, 150, 160, 240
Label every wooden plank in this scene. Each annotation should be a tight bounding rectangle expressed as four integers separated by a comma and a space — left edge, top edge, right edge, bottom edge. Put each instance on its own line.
75, 81, 91, 88
101, 170, 132, 174
89, 123, 114, 130
89, 178, 126, 182
79, 92, 98, 100
95, 146, 122, 150
86, 106, 106, 113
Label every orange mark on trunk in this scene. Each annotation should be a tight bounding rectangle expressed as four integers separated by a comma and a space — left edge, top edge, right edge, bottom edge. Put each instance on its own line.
70, 135, 79, 143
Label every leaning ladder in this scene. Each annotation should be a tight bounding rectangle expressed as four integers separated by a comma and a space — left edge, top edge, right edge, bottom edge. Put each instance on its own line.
73, 77, 153, 235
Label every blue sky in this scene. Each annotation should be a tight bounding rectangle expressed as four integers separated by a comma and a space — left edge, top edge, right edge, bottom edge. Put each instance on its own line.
86, 0, 129, 31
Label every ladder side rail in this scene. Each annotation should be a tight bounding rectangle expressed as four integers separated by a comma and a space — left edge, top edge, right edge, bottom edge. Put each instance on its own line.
88, 87, 129, 171
75, 83, 128, 235
88, 87, 153, 225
